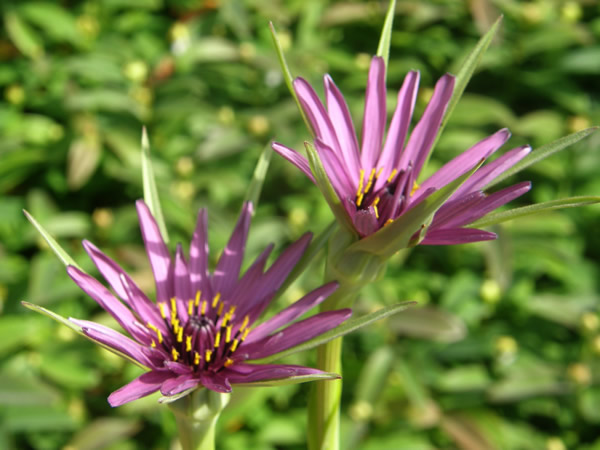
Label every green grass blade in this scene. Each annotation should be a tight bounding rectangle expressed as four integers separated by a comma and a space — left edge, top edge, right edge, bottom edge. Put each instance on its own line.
469, 196, 600, 228
486, 127, 598, 189
141, 127, 169, 244
376, 0, 397, 69
23, 210, 81, 269
244, 142, 273, 208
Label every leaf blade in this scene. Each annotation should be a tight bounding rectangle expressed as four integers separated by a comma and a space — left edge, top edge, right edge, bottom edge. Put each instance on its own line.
141, 127, 169, 244
375, 0, 397, 69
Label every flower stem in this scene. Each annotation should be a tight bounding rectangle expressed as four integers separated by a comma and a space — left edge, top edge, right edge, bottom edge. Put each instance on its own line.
168, 389, 230, 450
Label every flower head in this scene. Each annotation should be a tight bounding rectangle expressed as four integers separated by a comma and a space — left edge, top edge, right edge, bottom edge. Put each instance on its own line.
273, 56, 531, 245
67, 200, 350, 406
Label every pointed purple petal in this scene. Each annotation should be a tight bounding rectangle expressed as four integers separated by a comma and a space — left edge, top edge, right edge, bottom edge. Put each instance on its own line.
272, 142, 316, 183
244, 281, 339, 345
160, 374, 200, 396
360, 56, 387, 171
315, 138, 354, 199
420, 228, 497, 245
376, 70, 420, 190
226, 243, 273, 313
136, 200, 173, 303
224, 363, 334, 384
200, 373, 232, 393
108, 370, 172, 407
243, 309, 352, 360
429, 191, 485, 228
212, 202, 253, 297
174, 244, 190, 324
419, 128, 511, 192
398, 74, 455, 176
189, 208, 213, 302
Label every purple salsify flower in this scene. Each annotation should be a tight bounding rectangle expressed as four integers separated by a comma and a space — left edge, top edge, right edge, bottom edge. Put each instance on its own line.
67, 200, 350, 406
273, 56, 532, 245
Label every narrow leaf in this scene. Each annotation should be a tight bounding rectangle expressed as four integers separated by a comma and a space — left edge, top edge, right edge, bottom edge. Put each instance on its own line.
141, 127, 169, 244
350, 162, 483, 258
469, 196, 600, 228
235, 372, 340, 388
255, 301, 415, 364
244, 142, 273, 208
23, 210, 80, 269
486, 127, 598, 189
269, 22, 313, 136
375, 0, 397, 69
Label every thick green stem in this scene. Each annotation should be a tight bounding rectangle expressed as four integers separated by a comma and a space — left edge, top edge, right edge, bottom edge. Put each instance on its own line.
167, 389, 230, 450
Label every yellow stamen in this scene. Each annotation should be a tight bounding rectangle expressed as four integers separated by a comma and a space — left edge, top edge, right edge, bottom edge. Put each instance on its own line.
170, 297, 177, 314
356, 169, 365, 197
217, 301, 225, 317
372, 196, 380, 206
241, 328, 251, 341
201, 300, 207, 316
239, 315, 250, 332
224, 358, 234, 367
172, 318, 180, 334
214, 332, 221, 348
158, 303, 167, 319
177, 327, 183, 343
228, 305, 236, 316
171, 348, 179, 361
376, 167, 384, 179
156, 329, 163, 344
194, 352, 201, 365
205, 349, 212, 362
147, 322, 158, 332
364, 168, 376, 194
188, 300, 193, 315
151, 340, 156, 348
385, 218, 394, 226
374, 205, 379, 219
411, 181, 420, 196
222, 313, 231, 328
387, 168, 398, 183
212, 292, 221, 308
226, 326, 232, 343
194, 290, 201, 307
186, 335, 192, 352
230, 339, 239, 352
356, 193, 364, 207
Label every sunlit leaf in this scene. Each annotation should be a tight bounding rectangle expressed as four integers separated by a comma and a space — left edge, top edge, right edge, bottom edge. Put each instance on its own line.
244, 142, 272, 209
141, 127, 169, 244
375, 0, 397, 69
235, 372, 340, 388
23, 211, 80, 269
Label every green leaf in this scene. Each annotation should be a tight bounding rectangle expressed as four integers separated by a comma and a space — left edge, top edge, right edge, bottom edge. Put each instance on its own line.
4, 11, 43, 59
234, 372, 340, 388
469, 196, 600, 228
375, 0, 397, 69
420, 16, 502, 176
244, 142, 272, 208
485, 127, 598, 189
255, 302, 415, 364
141, 127, 169, 244
23, 210, 80, 269
268, 22, 313, 136
305, 142, 356, 235
349, 162, 482, 258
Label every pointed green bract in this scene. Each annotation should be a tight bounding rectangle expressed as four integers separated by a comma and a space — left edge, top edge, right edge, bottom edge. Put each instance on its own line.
235, 372, 340, 388
349, 162, 483, 258
23, 210, 81, 269
269, 22, 313, 136
376, 0, 397, 69
141, 127, 169, 244
305, 142, 356, 235
420, 16, 502, 177
244, 142, 273, 209
469, 196, 600, 228
485, 127, 598, 189
255, 301, 415, 364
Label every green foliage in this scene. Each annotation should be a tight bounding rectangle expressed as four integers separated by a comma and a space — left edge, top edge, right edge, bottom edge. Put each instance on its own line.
2, 1, 600, 449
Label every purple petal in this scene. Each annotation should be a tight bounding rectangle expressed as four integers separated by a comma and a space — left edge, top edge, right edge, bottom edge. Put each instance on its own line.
223, 363, 335, 384
200, 372, 232, 393
420, 228, 497, 245
398, 74, 455, 176
244, 281, 339, 344
136, 200, 173, 303
174, 244, 190, 324
419, 128, 511, 192
314, 138, 354, 199
163, 361, 193, 375
272, 142, 316, 183
376, 70, 420, 190
429, 191, 485, 228
360, 56, 387, 171
189, 208, 213, 301
108, 370, 172, 407
212, 202, 253, 297
160, 374, 200, 396
243, 309, 352, 360
352, 206, 380, 237
324, 74, 361, 182
294, 77, 341, 152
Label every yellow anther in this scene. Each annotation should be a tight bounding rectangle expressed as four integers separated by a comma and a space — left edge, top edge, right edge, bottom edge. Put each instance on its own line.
241, 328, 251, 341
205, 349, 212, 362
171, 348, 179, 361
188, 300, 193, 315
387, 168, 398, 183
224, 358, 234, 367
177, 327, 183, 343
194, 290, 201, 307
222, 313, 231, 328
156, 329, 163, 344
170, 297, 177, 314
375, 167, 384, 179
226, 326, 232, 343
159, 303, 167, 319
356, 193, 364, 207
230, 339, 239, 352
411, 181, 420, 196
217, 302, 225, 316
228, 305, 236, 316
239, 315, 250, 332
194, 351, 201, 365
374, 205, 379, 219
186, 335, 192, 352
147, 322, 158, 332
172, 318, 180, 333
356, 169, 365, 198
372, 196, 380, 206
212, 292, 221, 308
364, 168, 376, 194
214, 332, 221, 348
201, 300, 207, 316
385, 218, 394, 226
151, 340, 156, 348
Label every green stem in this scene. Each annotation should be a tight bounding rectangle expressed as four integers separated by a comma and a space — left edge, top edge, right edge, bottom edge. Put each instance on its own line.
168, 389, 230, 450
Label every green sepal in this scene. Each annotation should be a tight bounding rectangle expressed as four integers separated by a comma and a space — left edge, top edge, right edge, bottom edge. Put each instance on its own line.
254, 301, 415, 364
469, 196, 600, 228
349, 161, 483, 259
244, 142, 273, 209
485, 127, 598, 189
234, 372, 340, 388
375, 0, 397, 69
23, 210, 81, 269
141, 127, 169, 244
305, 141, 357, 236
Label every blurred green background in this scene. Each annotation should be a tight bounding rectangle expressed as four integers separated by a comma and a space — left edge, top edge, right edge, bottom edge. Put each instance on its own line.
1, 0, 600, 449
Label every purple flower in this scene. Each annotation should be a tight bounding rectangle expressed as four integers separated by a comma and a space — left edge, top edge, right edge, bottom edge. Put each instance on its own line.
273, 56, 532, 245
67, 200, 350, 406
